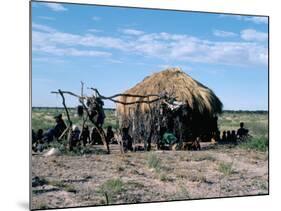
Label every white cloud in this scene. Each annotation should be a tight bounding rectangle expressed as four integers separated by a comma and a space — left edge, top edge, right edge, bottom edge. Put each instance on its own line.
32, 23, 56, 33
38, 16, 55, 21
44, 3, 67, 12
241, 29, 268, 42
120, 29, 144, 36
33, 57, 65, 63
33, 45, 111, 57
32, 26, 112, 58
220, 14, 268, 24
244, 16, 268, 24
107, 59, 124, 64
213, 30, 237, 37
32, 23, 268, 66
88, 29, 102, 33
92, 16, 101, 21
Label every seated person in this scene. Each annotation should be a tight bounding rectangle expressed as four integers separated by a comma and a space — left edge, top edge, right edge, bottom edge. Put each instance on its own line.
91, 127, 102, 145
162, 132, 178, 146
38, 114, 66, 145
159, 131, 178, 150
106, 126, 115, 144
221, 131, 227, 144
226, 130, 231, 143
53, 114, 67, 139
69, 125, 80, 151
237, 122, 249, 140
215, 130, 221, 143
36, 129, 44, 142
122, 127, 133, 152
42, 128, 54, 143
80, 125, 90, 147
231, 130, 237, 144
32, 129, 36, 145
36, 139, 45, 152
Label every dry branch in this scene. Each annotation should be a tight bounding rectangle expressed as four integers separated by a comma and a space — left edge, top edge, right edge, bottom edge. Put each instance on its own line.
89, 87, 163, 105
58, 89, 72, 126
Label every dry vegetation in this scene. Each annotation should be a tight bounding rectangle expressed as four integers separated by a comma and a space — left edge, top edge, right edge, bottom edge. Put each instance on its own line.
31, 109, 268, 210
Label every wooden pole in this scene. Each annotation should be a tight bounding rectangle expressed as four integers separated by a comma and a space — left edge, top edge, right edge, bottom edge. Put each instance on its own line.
58, 89, 72, 126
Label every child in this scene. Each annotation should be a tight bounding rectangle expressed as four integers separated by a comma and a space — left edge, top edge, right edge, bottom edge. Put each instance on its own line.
69, 125, 80, 151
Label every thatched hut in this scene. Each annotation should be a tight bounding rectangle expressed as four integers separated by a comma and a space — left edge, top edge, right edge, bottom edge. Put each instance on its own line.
116, 67, 223, 148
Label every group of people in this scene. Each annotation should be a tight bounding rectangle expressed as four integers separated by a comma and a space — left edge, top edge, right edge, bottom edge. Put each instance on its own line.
32, 109, 250, 153
32, 112, 135, 153
32, 114, 67, 152
68, 125, 117, 151
216, 122, 249, 145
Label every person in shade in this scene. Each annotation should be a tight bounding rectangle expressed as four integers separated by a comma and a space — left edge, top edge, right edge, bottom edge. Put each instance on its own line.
237, 122, 249, 140
80, 125, 90, 147
106, 126, 115, 144
53, 114, 67, 139
122, 127, 133, 152
231, 130, 237, 145
226, 130, 231, 143
69, 125, 80, 151
221, 131, 227, 144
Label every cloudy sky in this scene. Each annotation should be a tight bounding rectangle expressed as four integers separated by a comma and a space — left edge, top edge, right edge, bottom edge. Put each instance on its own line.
32, 1, 268, 110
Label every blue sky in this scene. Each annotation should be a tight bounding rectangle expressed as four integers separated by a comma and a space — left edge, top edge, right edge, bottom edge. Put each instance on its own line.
32, 1, 268, 110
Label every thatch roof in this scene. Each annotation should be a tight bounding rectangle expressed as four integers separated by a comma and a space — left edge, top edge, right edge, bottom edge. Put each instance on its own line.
116, 67, 223, 117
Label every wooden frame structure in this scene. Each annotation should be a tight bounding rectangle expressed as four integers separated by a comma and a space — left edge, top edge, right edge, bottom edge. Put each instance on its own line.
51, 82, 171, 154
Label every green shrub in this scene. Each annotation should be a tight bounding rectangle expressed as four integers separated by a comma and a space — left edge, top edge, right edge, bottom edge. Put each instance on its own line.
147, 153, 162, 172
97, 178, 124, 204
38, 203, 49, 209
159, 173, 172, 182
239, 137, 268, 152
218, 162, 233, 176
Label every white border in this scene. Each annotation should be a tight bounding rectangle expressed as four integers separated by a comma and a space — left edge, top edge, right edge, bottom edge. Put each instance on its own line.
1, 0, 280, 211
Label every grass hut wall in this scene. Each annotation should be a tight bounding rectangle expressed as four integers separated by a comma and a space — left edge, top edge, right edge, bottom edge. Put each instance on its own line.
116, 67, 223, 147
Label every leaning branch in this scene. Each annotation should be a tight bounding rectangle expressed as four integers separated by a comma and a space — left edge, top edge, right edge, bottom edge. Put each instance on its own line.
52, 88, 165, 105
89, 87, 162, 105
58, 89, 72, 126
51, 90, 85, 99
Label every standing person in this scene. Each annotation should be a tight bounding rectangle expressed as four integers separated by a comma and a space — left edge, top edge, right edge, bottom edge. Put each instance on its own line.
53, 114, 67, 139
80, 125, 90, 147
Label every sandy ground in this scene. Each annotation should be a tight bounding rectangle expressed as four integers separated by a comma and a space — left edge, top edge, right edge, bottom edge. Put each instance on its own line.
31, 144, 268, 210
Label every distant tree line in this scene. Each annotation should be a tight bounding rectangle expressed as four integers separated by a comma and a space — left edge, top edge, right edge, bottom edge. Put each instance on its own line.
32, 107, 268, 114
222, 110, 268, 114
32, 107, 116, 111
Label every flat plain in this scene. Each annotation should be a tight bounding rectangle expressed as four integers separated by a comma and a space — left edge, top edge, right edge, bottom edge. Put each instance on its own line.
31, 109, 268, 210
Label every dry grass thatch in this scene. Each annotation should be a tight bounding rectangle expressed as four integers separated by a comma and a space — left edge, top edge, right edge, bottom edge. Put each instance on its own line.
116, 67, 223, 117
